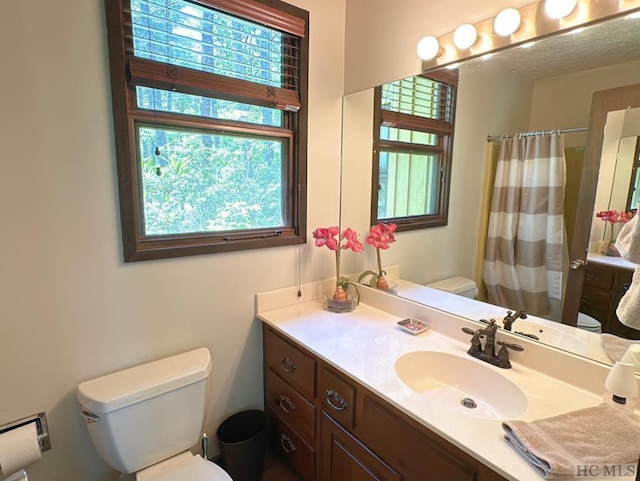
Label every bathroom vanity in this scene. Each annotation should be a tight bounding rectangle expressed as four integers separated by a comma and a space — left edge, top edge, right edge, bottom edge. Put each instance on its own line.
581, 256, 637, 339
263, 324, 505, 481
257, 282, 633, 481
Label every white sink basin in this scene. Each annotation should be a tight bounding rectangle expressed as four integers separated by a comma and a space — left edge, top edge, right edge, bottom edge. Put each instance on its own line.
395, 351, 528, 419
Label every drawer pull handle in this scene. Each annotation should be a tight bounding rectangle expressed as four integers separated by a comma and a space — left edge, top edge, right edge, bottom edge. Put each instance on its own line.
585, 274, 595, 282
280, 356, 296, 373
278, 395, 296, 413
623, 282, 631, 291
326, 389, 349, 411
280, 434, 296, 453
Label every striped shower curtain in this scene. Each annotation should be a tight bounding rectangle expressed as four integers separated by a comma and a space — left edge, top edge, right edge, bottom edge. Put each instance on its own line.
483, 133, 566, 317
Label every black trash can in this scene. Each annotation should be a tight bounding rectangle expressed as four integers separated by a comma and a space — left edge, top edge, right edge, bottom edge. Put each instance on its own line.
216, 409, 267, 481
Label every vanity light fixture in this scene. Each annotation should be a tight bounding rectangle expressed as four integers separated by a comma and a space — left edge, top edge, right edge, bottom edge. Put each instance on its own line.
544, 0, 578, 19
416, 35, 441, 60
494, 8, 521, 36
453, 24, 478, 50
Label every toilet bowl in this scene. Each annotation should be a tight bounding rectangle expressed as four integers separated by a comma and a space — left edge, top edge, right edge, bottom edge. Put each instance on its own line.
426, 276, 478, 299
77, 348, 232, 481
577, 312, 602, 334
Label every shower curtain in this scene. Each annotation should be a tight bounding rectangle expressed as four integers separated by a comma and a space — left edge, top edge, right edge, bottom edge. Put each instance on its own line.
483, 133, 566, 317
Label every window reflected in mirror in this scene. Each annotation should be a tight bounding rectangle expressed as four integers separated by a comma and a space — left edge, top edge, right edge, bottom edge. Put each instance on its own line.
371, 72, 458, 231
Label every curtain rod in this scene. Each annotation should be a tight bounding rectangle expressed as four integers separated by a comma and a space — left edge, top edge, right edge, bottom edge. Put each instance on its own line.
487, 127, 588, 142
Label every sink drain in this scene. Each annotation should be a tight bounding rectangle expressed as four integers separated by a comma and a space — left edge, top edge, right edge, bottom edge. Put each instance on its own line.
461, 397, 477, 409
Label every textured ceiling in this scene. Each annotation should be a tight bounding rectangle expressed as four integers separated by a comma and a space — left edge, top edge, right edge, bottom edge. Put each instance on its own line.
461, 14, 640, 79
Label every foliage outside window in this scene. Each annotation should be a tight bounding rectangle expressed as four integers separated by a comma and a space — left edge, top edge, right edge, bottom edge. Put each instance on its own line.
105, 0, 308, 261
372, 71, 458, 231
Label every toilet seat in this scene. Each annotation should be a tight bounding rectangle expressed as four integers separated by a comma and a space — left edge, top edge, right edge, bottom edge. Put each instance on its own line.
136, 452, 232, 481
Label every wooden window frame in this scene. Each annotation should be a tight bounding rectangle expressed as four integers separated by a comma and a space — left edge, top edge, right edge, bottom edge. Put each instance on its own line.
105, 0, 309, 262
371, 70, 458, 232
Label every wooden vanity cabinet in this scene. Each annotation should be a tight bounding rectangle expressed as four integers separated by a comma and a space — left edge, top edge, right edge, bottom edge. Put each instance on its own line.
263, 325, 508, 481
580, 262, 638, 339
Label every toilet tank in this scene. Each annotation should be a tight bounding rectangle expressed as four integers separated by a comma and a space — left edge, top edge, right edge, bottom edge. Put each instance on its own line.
77, 348, 212, 474
426, 276, 478, 299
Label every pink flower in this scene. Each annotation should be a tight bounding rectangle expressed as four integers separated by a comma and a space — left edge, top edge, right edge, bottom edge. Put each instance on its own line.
596, 210, 621, 224
341, 228, 363, 253
366, 222, 397, 250
313, 226, 339, 251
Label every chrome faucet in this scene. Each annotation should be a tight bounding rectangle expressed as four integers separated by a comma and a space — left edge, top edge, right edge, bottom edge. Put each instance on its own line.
502, 310, 527, 331
461, 319, 523, 369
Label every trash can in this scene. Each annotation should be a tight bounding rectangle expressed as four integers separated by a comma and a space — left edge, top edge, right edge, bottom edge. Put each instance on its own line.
216, 409, 267, 481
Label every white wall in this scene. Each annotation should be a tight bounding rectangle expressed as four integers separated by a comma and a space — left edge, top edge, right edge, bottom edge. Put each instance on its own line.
0, 0, 345, 480
344, 0, 534, 94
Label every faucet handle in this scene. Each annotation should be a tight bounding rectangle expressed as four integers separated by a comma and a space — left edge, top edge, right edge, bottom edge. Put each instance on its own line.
496, 341, 524, 368
497, 341, 524, 351
461, 327, 476, 335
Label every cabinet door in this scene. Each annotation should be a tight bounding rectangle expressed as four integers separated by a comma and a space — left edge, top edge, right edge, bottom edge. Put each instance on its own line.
320, 412, 402, 481
360, 395, 477, 481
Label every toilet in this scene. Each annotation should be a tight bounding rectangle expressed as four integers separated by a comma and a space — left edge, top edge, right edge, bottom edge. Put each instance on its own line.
76, 348, 232, 481
577, 312, 602, 333
426, 276, 478, 299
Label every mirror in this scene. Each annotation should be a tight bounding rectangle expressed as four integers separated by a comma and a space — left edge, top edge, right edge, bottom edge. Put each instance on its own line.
340, 13, 640, 365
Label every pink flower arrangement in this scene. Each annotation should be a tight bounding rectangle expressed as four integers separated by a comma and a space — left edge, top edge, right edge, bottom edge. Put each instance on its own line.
313, 226, 363, 300
596, 210, 633, 242
359, 222, 397, 289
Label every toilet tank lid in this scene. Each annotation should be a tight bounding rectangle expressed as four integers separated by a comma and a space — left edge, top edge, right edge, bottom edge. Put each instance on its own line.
427, 276, 476, 294
77, 348, 212, 414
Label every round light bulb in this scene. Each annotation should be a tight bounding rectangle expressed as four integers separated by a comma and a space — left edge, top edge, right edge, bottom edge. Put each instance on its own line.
494, 8, 521, 36
453, 24, 478, 50
544, 0, 577, 19
416, 36, 440, 60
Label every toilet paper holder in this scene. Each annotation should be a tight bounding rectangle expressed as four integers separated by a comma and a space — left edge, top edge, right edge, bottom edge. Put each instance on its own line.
0, 412, 51, 452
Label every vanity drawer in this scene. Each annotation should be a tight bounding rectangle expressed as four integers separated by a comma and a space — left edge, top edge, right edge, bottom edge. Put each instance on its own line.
266, 368, 316, 443
265, 328, 316, 399
583, 263, 615, 290
361, 395, 476, 481
272, 413, 316, 481
319, 365, 356, 430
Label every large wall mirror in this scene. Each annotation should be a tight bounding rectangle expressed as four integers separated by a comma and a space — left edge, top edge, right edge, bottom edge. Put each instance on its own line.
340, 12, 640, 366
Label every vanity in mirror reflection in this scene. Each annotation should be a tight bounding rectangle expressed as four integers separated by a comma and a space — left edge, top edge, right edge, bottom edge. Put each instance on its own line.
340, 13, 640, 365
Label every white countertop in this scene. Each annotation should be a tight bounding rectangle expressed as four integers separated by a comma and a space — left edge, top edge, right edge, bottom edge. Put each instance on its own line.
588, 252, 636, 270
257, 285, 637, 481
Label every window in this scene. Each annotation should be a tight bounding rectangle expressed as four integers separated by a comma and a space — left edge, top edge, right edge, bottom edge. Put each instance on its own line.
105, 0, 308, 261
371, 71, 458, 231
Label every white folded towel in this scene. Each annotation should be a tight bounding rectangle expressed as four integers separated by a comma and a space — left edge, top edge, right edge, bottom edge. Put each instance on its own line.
616, 216, 640, 330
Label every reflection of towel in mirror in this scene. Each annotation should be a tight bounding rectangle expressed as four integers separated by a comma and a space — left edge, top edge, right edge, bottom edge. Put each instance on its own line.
502, 404, 640, 479
600, 333, 640, 362
616, 215, 640, 330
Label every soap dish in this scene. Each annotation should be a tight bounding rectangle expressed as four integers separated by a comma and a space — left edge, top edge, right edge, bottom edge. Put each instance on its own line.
397, 318, 429, 335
